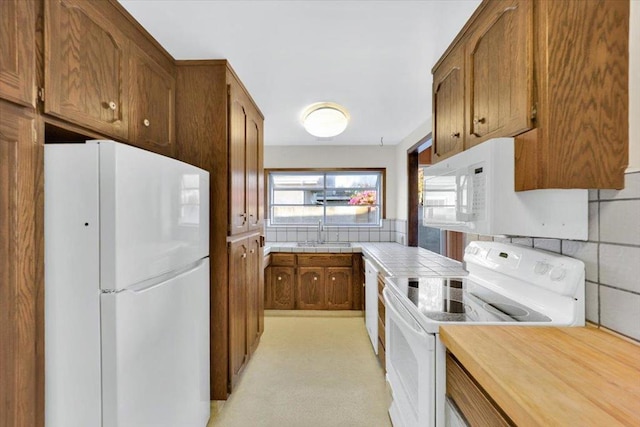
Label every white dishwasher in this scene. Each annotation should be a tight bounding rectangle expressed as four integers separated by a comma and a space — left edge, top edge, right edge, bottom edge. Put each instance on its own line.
364, 257, 379, 353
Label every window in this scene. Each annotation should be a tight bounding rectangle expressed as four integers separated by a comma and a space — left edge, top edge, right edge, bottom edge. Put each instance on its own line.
267, 169, 384, 226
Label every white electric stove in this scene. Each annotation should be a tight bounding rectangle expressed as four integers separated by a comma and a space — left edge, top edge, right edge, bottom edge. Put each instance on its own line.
382, 241, 585, 427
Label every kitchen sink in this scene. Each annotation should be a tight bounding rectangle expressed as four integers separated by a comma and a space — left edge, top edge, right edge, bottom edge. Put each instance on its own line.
296, 242, 352, 248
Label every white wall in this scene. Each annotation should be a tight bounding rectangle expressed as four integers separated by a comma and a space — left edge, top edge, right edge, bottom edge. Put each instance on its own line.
264, 145, 398, 218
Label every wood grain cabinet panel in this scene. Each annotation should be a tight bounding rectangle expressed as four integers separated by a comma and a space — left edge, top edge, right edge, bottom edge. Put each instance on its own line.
268, 266, 295, 309
446, 353, 513, 427
516, 0, 629, 190
325, 267, 353, 309
246, 236, 262, 356
432, 43, 465, 161
0, 100, 43, 427
128, 47, 175, 156
45, 0, 129, 139
228, 81, 248, 234
298, 267, 325, 309
246, 111, 264, 232
466, 0, 532, 147
0, 0, 37, 107
228, 239, 248, 389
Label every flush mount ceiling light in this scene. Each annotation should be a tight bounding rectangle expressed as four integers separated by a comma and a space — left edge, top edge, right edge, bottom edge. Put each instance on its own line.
301, 102, 350, 138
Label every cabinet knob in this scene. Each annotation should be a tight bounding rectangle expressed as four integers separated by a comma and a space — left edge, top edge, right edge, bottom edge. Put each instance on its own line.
313, 276, 317, 281
143, 118, 150, 127
277, 276, 282, 280
450, 132, 460, 138
241, 253, 247, 259
250, 249, 255, 253
108, 101, 117, 110
473, 117, 486, 125
332, 277, 336, 281
239, 213, 247, 218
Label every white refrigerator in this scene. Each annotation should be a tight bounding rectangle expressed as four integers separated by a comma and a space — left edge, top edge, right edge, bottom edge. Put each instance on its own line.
45, 141, 211, 427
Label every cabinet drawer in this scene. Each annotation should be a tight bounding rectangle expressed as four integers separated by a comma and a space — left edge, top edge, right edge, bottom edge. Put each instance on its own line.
297, 254, 352, 267
270, 253, 295, 266
446, 353, 513, 427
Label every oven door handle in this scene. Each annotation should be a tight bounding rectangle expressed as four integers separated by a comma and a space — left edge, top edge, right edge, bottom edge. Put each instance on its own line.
384, 288, 429, 339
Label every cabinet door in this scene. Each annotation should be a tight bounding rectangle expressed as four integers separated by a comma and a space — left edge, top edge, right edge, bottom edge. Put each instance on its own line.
270, 266, 295, 309
129, 47, 175, 156
297, 267, 325, 310
45, 0, 129, 139
326, 267, 353, 310
228, 239, 247, 388
0, 0, 37, 107
0, 100, 42, 427
246, 110, 263, 232
228, 81, 247, 234
433, 44, 465, 161
246, 236, 262, 355
466, 0, 532, 146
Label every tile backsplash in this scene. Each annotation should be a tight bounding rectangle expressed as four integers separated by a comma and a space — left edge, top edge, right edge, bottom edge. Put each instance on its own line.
265, 219, 408, 245
465, 171, 640, 342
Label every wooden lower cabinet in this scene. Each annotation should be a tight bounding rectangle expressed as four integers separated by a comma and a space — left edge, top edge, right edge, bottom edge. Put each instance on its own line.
228, 235, 264, 390
228, 239, 248, 389
298, 267, 325, 309
265, 253, 360, 310
326, 267, 353, 309
268, 266, 295, 309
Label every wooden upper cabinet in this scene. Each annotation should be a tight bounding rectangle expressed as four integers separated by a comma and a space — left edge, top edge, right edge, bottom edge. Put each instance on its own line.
466, 0, 532, 147
432, 43, 465, 161
516, 0, 629, 190
246, 111, 264, 232
228, 80, 248, 235
45, 0, 129, 139
0, 0, 37, 108
129, 47, 175, 156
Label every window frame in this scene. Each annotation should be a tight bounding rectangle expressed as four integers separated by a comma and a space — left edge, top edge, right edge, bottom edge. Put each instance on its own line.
265, 168, 386, 227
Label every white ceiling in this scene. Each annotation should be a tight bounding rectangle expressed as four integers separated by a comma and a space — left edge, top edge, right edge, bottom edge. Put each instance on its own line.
119, 0, 480, 146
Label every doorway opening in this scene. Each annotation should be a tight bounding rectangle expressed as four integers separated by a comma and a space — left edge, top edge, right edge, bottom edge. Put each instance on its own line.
406, 135, 463, 261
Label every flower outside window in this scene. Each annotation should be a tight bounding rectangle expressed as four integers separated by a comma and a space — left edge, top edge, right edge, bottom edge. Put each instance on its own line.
349, 190, 376, 206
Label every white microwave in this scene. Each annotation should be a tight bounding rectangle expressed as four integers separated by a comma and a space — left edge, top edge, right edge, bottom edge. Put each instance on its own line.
422, 138, 588, 240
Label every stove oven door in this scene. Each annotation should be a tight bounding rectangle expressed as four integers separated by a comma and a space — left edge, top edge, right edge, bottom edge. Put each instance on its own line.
384, 287, 436, 427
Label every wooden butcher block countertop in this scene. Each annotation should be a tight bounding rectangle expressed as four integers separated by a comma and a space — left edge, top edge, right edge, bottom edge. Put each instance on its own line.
439, 326, 640, 426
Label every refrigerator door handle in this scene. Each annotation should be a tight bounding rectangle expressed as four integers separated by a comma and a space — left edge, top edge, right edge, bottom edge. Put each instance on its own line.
120, 258, 208, 294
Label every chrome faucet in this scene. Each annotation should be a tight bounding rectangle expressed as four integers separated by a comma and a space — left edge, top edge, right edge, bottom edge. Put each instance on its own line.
317, 219, 324, 243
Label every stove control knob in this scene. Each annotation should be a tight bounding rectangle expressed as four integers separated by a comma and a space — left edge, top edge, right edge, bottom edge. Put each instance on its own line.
549, 266, 566, 281
466, 246, 480, 255
534, 261, 551, 275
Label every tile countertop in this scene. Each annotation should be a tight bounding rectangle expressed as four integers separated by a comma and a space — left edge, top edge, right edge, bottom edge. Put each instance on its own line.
440, 325, 640, 426
264, 242, 468, 277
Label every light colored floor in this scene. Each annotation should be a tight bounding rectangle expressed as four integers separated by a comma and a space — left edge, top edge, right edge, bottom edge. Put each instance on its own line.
208, 311, 392, 427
